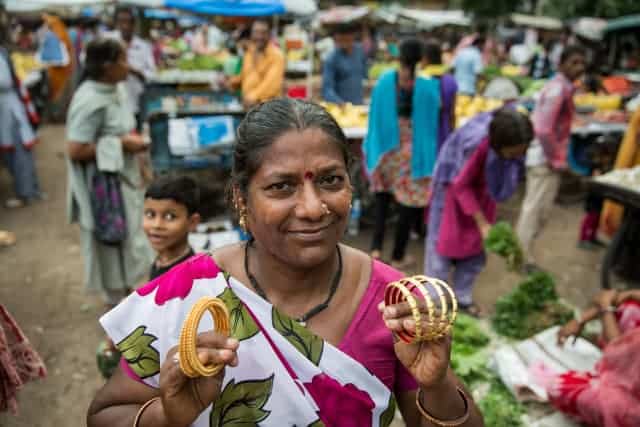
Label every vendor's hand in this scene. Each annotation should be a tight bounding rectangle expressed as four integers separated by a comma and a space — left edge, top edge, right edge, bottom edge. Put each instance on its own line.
379, 301, 451, 389
557, 319, 583, 346
121, 134, 148, 153
159, 332, 239, 427
593, 289, 618, 310
480, 223, 491, 240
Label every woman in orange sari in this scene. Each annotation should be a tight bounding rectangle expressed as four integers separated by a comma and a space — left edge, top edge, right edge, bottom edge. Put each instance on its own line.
600, 108, 640, 236
41, 14, 74, 102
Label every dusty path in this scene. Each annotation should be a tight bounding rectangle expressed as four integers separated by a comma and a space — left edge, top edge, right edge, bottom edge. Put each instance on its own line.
0, 125, 604, 426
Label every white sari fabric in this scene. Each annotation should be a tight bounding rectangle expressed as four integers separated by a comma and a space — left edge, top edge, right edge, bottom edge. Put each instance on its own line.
101, 254, 397, 427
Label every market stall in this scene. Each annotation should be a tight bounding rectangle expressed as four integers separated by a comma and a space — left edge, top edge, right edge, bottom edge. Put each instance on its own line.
590, 166, 640, 288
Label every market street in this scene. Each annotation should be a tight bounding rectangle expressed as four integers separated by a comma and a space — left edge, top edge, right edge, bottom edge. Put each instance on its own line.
0, 124, 605, 427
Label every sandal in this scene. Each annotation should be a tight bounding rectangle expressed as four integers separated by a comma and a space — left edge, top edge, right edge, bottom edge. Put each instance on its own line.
459, 303, 484, 318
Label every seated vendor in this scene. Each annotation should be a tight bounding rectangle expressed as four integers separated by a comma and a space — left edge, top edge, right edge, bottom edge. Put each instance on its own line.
545, 289, 640, 427
228, 19, 284, 107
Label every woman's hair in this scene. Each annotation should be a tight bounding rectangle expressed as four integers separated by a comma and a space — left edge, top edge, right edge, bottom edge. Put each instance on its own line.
144, 176, 200, 215
83, 38, 124, 81
399, 38, 423, 77
488, 108, 533, 150
231, 98, 352, 198
423, 39, 442, 65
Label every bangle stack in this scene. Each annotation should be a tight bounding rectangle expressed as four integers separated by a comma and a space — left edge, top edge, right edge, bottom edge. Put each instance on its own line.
599, 305, 617, 316
133, 397, 160, 427
416, 388, 470, 426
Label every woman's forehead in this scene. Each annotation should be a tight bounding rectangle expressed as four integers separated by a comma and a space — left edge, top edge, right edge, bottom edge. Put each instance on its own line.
256, 129, 345, 172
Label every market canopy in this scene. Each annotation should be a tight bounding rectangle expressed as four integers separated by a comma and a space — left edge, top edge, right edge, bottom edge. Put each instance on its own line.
140, 0, 316, 16
6, 0, 317, 16
510, 13, 563, 31
604, 14, 640, 33
396, 8, 470, 28
571, 17, 607, 41
317, 6, 370, 25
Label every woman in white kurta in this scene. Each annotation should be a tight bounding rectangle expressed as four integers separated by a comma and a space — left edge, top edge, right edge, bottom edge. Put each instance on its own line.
65, 38, 153, 305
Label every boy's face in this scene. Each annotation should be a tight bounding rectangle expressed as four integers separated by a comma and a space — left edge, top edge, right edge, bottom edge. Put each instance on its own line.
143, 198, 199, 253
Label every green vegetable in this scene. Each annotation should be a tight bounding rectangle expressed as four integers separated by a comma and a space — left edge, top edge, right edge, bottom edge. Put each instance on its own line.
492, 272, 574, 339
177, 54, 223, 71
485, 222, 524, 271
451, 314, 492, 386
478, 379, 525, 427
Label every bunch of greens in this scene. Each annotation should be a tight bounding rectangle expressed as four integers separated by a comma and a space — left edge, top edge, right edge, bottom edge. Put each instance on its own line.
492, 272, 574, 339
478, 379, 525, 427
177, 55, 223, 71
485, 221, 524, 271
451, 314, 492, 386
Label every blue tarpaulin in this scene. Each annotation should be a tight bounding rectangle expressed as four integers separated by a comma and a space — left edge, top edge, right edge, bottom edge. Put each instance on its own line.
164, 0, 285, 17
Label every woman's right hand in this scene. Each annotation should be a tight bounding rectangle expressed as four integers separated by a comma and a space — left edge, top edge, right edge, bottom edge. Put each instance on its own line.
159, 332, 239, 427
121, 134, 149, 153
557, 319, 583, 346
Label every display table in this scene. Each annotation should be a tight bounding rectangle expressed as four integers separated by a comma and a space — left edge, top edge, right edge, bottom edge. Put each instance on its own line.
589, 180, 640, 288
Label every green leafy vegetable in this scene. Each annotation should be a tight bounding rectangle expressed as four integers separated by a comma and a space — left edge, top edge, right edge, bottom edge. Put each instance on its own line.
451, 314, 492, 386
485, 221, 524, 271
492, 272, 574, 339
478, 379, 525, 427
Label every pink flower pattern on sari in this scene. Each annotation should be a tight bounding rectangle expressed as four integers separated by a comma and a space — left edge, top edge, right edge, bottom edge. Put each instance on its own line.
304, 373, 375, 426
136, 253, 220, 305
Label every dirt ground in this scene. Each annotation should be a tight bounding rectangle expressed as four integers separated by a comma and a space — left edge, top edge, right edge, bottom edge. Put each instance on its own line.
0, 125, 606, 426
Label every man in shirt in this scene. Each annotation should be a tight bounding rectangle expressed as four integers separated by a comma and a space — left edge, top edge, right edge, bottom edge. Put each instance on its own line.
453, 36, 484, 96
229, 19, 284, 107
322, 24, 368, 105
108, 7, 156, 126
516, 45, 586, 271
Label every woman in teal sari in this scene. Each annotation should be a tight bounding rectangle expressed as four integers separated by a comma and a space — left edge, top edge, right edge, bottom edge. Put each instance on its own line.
87, 99, 483, 427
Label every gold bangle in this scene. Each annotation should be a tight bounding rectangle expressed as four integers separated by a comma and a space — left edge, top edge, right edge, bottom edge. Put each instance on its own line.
178, 297, 230, 378
133, 397, 161, 427
384, 276, 458, 344
416, 388, 470, 427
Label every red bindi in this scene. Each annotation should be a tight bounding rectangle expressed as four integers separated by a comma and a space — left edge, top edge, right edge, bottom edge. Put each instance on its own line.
304, 171, 314, 180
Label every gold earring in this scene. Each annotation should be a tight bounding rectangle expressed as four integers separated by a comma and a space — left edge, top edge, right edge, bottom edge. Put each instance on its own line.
238, 206, 248, 232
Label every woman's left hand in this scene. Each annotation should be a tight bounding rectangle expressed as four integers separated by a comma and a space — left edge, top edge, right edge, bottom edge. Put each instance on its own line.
379, 302, 451, 389
593, 289, 618, 310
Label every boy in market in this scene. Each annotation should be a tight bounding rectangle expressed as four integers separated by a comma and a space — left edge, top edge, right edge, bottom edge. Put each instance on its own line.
516, 45, 586, 272
143, 176, 201, 280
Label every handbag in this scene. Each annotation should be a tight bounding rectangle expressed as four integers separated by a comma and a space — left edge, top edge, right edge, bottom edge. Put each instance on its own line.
90, 171, 127, 245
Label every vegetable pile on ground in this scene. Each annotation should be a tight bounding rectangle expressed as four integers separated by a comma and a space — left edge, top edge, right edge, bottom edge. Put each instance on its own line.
484, 221, 524, 271
451, 314, 526, 426
451, 314, 492, 386
479, 379, 525, 427
492, 272, 574, 339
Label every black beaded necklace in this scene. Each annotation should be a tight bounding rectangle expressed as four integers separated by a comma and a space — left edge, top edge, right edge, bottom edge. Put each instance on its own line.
244, 241, 342, 326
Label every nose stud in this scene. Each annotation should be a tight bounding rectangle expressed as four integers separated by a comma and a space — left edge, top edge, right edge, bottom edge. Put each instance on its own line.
321, 203, 331, 216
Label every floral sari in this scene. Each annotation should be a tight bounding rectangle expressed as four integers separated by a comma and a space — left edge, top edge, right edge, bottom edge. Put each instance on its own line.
101, 253, 400, 427
548, 301, 640, 427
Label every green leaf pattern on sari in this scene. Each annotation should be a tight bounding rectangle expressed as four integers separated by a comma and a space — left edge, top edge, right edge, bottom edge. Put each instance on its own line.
307, 420, 325, 427
217, 287, 259, 341
209, 375, 275, 427
272, 308, 324, 365
116, 326, 160, 379
379, 393, 397, 427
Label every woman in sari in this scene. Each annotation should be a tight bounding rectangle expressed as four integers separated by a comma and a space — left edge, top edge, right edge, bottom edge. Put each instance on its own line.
87, 99, 484, 427
550, 289, 640, 427
425, 108, 532, 315
65, 38, 153, 306
365, 38, 440, 269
